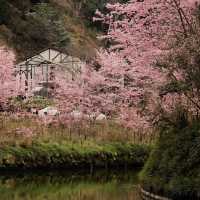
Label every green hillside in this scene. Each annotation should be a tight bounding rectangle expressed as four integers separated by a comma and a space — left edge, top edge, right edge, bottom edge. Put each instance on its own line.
0, 0, 110, 61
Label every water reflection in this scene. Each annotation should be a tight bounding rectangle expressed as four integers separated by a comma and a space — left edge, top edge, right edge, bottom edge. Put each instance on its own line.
0, 170, 141, 200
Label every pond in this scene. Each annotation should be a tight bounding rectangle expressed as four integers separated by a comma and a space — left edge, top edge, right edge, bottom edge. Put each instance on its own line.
0, 169, 141, 200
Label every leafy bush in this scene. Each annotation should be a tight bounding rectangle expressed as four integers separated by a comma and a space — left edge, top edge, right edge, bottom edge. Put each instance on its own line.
10, 96, 54, 111
140, 120, 200, 199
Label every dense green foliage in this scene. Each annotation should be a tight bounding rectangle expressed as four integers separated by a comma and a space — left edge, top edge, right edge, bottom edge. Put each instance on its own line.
31, 3, 70, 50
140, 121, 200, 200
0, 141, 150, 170
0, 0, 99, 60
0, 1, 41, 55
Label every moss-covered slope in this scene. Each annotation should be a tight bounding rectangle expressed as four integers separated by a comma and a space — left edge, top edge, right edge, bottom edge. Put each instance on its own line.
140, 123, 200, 200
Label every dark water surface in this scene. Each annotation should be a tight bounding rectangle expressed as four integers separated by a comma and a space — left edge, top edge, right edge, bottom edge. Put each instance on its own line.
0, 170, 141, 200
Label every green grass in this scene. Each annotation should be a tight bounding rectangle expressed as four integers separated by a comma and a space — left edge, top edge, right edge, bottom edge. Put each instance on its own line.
0, 141, 151, 170
10, 96, 54, 111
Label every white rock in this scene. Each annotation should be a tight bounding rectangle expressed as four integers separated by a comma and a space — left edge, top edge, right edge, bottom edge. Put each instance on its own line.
47, 108, 59, 116
32, 86, 44, 93
38, 109, 46, 117
38, 107, 59, 117
96, 113, 107, 121
31, 108, 38, 114
70, 110, 83, 119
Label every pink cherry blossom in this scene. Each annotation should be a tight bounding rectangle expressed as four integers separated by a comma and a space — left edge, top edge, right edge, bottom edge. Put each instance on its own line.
55, 0, 199, 130
0, 47, 16, 105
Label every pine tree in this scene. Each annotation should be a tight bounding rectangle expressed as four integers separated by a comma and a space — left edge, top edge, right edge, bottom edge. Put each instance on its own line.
32, 3, 70, 50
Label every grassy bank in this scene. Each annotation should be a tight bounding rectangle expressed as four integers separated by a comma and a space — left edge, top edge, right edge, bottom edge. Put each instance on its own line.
0, 141, 151, 170
0, 114, 153, 170
140, 121, 200, 200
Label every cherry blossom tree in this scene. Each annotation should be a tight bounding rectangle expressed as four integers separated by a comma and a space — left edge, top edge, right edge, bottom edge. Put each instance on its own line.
55, 0, 199, 130
0, 47, 16, 108
91, 0, 199, 127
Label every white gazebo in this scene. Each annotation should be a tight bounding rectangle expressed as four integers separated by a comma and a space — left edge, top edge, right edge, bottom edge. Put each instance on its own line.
15, 48, 85, 96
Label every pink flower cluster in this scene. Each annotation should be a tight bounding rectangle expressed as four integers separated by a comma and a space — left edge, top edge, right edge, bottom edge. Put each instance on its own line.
54, 0, 198, 130
0, 47, 16, 104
